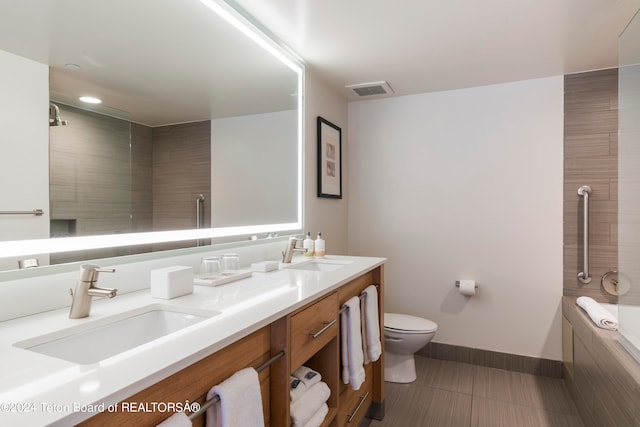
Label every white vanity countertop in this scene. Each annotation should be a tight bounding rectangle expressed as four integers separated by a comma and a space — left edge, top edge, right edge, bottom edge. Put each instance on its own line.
0, 255, 385, 426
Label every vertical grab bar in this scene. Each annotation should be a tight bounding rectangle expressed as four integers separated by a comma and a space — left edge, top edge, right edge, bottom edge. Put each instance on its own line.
577, 186, 592, 284
196, 194, 205, 247
196, 194, 205, 229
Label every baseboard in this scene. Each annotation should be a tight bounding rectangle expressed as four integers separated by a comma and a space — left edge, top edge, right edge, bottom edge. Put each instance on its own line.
417, 342, 563, 378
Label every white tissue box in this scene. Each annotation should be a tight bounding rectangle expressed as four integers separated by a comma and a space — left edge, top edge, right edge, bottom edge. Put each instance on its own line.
150, 266, 193, 299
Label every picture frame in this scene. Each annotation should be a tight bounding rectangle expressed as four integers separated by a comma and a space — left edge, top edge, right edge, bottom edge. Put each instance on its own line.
317, 116, 342, 198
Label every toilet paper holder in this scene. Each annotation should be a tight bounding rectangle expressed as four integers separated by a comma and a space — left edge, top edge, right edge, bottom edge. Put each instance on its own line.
455, 280, 478, 288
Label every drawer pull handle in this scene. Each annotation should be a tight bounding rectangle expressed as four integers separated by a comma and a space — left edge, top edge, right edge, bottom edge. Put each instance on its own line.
347, 391, 370, 423
309, 319, 336, 339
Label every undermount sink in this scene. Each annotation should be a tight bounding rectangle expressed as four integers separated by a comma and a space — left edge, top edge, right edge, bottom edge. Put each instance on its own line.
15, 305, 219, 364
285, 259, 352, 272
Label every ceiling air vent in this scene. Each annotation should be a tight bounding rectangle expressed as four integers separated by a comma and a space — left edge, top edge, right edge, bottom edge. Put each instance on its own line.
346, 81, 394, 97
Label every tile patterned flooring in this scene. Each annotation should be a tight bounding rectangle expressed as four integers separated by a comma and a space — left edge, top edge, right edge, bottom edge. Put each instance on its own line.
367, 356, 584, 427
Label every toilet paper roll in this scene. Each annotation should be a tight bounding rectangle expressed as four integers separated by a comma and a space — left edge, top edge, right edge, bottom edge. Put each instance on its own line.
458, 280, 476, 296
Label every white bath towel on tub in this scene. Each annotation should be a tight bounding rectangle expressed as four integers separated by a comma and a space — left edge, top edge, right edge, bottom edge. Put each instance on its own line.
576, 296, 618, 330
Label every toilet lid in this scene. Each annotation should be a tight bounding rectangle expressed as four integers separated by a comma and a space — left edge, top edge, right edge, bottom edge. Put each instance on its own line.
384, 313, 438, 333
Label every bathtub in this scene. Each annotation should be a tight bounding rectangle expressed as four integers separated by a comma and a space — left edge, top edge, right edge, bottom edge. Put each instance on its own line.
619, 303, 640, 364
579, 302, 640, 363
600, 302, 640, 364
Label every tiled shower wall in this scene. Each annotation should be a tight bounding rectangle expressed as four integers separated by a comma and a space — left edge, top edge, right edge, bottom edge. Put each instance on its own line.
49, 105, 133, 263
563, 69, 618, 303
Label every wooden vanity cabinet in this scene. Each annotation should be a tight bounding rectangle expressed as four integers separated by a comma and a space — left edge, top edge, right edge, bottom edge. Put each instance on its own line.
79, 326, 274, 427
288, 292, 340, 426
79, 265, 384, 427
285, 266, 385, 427
336, 267, 385, 426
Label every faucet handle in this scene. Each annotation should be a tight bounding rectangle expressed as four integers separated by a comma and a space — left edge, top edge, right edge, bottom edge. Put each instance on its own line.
79, 264, 116, 282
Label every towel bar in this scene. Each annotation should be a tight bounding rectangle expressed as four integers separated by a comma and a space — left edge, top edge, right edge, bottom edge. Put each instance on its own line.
0, 209, 44, 216
187, 349, 285, 420
340, 283, 380, 314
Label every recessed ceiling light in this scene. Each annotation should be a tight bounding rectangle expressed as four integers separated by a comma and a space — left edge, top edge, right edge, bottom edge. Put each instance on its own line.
79, 96, 102, 104
65, 63, 81, 70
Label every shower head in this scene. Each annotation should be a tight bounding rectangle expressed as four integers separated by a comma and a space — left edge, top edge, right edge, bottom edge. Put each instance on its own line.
49, 102, 68, 126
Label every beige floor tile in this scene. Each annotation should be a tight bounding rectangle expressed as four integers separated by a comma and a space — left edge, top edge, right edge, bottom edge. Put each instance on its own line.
369, 382, 472, 427
414, 356, 474, 394
472, 365, 578, 414
471, 397, 584, 427
366, 358, 583, 427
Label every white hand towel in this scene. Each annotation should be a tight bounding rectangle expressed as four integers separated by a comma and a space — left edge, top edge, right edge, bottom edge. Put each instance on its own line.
294, 403, 328, 427
576, 296, 618, 330
290, 381, 331, 426
157, 412, 192, 427
293, 365, 322, 389
361, 285, 382, 362
206, 368, 265, 427
341, 296, 366, 390
360, 302, 370, 365
290, 375, 307, 402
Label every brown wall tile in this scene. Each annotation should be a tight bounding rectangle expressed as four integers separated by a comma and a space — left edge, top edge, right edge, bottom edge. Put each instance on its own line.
563, 70, 619, 302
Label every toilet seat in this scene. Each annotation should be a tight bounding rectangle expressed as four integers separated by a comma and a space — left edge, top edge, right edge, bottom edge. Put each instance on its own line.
384, 313, 437, 334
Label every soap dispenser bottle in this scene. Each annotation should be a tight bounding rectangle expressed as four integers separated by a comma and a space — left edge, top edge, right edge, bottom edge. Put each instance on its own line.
303, 232, 314, 257
314, 232, 325, 257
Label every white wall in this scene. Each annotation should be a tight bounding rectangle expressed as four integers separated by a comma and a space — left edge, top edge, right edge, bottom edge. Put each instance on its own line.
211, 110, 298, 227
347, 77, 564, 360
0, 50, 49, 270
303, 67, 349, 254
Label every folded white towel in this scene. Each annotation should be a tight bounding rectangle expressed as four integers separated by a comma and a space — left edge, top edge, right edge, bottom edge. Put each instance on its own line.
206, 368, 264, 427
293, 403, 328, 427
293, 365, 322, 389
290, 375, 307, 402
341, 296, 366, 390
290, 381, 331, 426
576, 296, 618, 330
157, 412, 192, 427
360, 285, 382, 363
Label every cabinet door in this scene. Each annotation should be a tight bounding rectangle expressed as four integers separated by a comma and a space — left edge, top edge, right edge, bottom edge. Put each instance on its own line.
337, 363, 373, 426
79, 326, 271, 427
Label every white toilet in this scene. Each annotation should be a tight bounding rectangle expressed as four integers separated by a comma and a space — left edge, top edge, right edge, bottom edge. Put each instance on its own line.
383, 313, 438, 383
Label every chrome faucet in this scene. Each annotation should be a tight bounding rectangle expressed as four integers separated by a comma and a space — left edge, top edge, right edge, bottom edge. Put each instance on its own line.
69, 264, 117, 319
282, 236, 307, 263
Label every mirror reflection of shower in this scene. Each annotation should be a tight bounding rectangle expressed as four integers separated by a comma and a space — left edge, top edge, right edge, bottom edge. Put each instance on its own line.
49, 102, 68, 126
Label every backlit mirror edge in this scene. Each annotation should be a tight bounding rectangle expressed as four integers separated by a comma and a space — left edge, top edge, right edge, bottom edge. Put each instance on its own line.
0, 0, 306, 276
0, 235, 293, 281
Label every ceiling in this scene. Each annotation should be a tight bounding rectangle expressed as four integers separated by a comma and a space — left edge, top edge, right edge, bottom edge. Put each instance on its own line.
232, 0, 640, 101
0, 0, 299, 126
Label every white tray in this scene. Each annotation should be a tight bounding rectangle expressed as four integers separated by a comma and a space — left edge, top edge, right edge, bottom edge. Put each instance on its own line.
194, 270, 252, 287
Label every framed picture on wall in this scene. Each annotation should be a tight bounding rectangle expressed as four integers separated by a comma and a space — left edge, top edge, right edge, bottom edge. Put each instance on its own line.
317, 116, 342, 199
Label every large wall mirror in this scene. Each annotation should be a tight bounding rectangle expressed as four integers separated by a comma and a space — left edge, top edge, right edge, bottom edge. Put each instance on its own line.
0, 0, 303, 272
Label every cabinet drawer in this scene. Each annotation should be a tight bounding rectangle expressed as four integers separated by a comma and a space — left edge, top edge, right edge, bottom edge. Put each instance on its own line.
337, 363, 373, 426
291, 293, 338, 370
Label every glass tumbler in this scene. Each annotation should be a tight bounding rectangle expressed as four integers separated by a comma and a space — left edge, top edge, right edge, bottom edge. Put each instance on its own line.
200, 256, 221, 277
222, 253, 240, 274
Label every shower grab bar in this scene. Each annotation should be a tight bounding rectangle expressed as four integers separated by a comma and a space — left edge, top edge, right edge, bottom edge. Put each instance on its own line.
577, 185, 592, 284
0, 209, 44, 216
195, 195, 205, 229
196, 194, 205, 247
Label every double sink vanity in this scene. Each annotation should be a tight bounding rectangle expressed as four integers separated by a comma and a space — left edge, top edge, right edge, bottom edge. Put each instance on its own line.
0, 255, 385, 426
